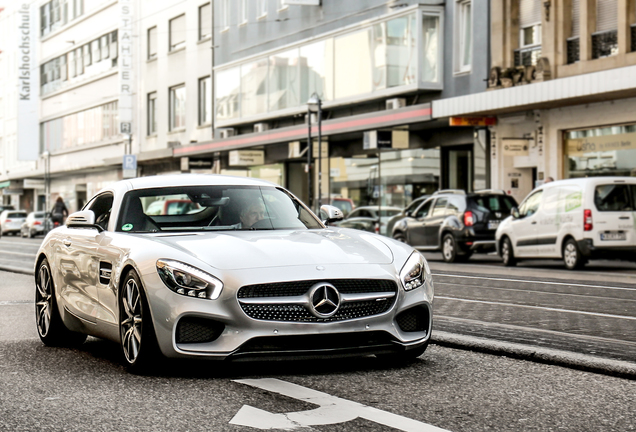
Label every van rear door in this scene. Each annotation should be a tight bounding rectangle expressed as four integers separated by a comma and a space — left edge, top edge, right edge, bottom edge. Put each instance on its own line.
592, 183, 636, 247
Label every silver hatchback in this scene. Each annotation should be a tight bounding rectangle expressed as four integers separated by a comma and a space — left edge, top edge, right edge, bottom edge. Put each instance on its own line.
0, 210, 27, 236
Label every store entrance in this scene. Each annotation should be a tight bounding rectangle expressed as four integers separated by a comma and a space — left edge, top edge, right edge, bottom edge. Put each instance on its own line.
442, 144, 473, 192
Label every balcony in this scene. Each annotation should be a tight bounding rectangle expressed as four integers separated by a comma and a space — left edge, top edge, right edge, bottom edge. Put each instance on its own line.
514, 45, 542, 67
567, 37, 580, 64
591, 30, 618, 59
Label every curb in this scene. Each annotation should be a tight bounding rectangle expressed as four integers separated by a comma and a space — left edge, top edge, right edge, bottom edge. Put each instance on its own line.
432, 331, 636, 380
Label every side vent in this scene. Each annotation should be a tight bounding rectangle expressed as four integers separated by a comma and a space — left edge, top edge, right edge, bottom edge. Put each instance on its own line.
386, 98, 406, 110
99, 262, 113, 285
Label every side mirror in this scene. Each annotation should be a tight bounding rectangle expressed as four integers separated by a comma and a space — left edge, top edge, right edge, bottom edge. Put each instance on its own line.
320, 205, 344, 224
510, 207, 520, 219
66, 210, 104, 232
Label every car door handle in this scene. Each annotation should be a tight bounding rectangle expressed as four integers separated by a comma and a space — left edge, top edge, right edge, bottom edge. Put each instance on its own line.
63, 239, 72, 247
531, 221, 537, 225
619, 216, 630, 220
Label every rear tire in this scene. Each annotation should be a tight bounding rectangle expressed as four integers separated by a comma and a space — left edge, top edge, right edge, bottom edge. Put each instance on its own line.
442, 234, 460, 263
393, 233, 407, 243
501, 237, 517, 267
35, 258, 87, 347
563, 238, 585, 270
119, 269, 161, 373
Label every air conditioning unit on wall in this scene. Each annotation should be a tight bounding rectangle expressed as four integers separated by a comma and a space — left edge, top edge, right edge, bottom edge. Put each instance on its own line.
219, 128, 235, 139
254, 123, 269, 133
386, 98, 406, 110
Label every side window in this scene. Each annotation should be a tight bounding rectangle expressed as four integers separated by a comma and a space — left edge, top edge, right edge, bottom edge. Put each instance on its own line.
414, 200, 433, 219
88, 193, 114, 230
446, 196, 465, 216
518, 190, 543, 217
348, 209, 360, 218
431, 198, 448, 217
595, 185, 632, 211
358, 210, 372, 218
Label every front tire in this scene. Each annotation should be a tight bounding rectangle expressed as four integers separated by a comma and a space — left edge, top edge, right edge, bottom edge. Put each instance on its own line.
501, 237, 517, 267
119, 270, 160, 372
563, 238, 585, 270
35, 258, 87, 346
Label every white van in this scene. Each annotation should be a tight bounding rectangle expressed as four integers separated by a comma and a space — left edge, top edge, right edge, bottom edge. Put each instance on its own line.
495, 177, 636, 270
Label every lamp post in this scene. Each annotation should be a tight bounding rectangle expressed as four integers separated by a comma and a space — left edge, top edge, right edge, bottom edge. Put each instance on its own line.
307, 93, 322, 212
42, 151, 50, 233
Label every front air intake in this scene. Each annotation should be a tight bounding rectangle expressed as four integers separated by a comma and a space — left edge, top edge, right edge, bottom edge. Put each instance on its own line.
176, 317, 224, 344
396, 306, 430, 333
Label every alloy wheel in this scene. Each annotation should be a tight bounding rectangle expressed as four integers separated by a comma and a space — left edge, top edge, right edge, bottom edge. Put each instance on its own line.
35, 263, 53, 337
121, 278, 143, 364
443, 237, 454, 261
564, 242, 577, 268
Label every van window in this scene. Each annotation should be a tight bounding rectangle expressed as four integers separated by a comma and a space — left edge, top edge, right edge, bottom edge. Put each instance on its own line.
519, 190, 543, 217
595, 185, 632, 211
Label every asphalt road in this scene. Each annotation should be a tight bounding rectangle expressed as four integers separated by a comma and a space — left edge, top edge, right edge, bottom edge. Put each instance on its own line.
1, 271, 635, 432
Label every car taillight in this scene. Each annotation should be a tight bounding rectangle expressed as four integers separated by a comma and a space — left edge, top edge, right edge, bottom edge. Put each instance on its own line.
584, 209, 593, 231
5, 219, 11, 223
463, 211, 474, 227
34, 221, 42, 225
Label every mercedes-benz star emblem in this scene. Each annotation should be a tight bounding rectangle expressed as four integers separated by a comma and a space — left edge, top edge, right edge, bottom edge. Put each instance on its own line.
308, 283, 341, 318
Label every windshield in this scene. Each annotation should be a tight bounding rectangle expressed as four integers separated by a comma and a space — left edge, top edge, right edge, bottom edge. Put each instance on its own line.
116, 185, 322, 233
470, 195, 517, 213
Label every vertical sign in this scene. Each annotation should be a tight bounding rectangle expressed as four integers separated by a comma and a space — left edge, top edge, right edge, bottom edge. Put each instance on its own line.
119, 0, 133, 133
17, 3, 39, 161
123, 155, 137, 178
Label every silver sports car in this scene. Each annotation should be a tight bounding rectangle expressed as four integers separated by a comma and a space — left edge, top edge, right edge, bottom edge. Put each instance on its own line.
34, 175, 433, 371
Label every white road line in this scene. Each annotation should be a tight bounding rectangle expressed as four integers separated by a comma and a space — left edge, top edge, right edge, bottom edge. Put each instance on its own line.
434, 282, 636, 303
0, 250, 36, 257
432, 273, 636, 291
435, 296, 636, 321
0, 300, 32, 306
231, 378, 451, 431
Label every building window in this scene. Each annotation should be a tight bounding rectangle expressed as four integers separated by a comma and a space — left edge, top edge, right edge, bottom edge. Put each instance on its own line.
240, 0, 248, 24
170, 85, 186, 130
199, 77, 212, 125
592, 0, 618, 59
455, 0, 472, 73
83, 44, 91, 67
257, 0, 267, 18
567, 0, 580, 64
41, 0, 84, 37
515, 0, 542, 66
199, 3, 212, 39
148, 27, 157, 59
220, 0, 229, 30
148, 92, 157, 135
169, 14, 186, 51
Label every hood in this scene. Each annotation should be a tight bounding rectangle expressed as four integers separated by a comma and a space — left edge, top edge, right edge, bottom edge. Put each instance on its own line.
148, 228, 394, 270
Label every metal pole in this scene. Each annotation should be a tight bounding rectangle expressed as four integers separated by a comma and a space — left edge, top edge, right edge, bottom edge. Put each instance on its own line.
378, 149, 381, 235
317, 99, 322, 211
307, 109, 313, 210
210, 0, 215, 140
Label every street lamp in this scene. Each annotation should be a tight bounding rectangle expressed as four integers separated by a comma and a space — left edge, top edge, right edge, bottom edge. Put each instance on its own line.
307, 92, 322, 211
42, 151, 51, 233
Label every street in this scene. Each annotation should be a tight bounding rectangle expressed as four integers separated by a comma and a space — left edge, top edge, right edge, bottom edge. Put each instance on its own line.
1, 237, 635, 431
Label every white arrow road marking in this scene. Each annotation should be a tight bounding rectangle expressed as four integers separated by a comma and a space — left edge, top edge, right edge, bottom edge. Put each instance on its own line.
230, 378, 451, 432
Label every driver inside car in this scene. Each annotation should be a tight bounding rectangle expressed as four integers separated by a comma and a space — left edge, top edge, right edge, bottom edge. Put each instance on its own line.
237, 199, 266, 229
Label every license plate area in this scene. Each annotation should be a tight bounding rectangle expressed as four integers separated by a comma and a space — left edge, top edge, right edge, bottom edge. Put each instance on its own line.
600, 231, 626, 241
487, 221, 500, 230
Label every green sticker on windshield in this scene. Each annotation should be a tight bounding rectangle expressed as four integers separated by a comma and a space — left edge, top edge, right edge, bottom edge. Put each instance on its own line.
122, 224, 133, 231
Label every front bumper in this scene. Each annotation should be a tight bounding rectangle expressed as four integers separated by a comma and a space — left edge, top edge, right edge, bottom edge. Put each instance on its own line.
142, 263, 433, 360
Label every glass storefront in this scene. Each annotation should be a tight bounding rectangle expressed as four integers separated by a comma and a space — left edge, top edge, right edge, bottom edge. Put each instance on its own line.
215, 8, 442, 123
565, 124, 636, 178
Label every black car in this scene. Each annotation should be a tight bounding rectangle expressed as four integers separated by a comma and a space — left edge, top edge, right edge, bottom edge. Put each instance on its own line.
391, 189, 518, 262
385, 195, 430, 237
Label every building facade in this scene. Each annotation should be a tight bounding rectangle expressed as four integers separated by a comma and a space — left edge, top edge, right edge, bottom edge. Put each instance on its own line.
434, 0, 636, 204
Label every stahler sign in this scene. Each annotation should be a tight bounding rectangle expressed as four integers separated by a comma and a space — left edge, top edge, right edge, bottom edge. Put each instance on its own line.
119, 0, 133, 132
17, 3, 39, 161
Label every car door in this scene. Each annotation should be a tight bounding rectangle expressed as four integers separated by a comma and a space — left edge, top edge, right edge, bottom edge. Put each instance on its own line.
405, 199, 433, 247
424, 197, 448, 247
510, 189, 544, 257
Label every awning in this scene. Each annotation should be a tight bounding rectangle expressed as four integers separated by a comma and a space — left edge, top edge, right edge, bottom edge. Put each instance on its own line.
433, 64, 636, 118
0, 181, 10, 189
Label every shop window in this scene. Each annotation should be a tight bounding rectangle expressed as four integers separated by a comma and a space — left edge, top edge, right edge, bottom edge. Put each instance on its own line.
169, 85, 186, 131
200, 3, 212, 39
148, 92, 157, 135
148, 27, 157, 59
169, 14, 186, 51
199, 77, 212, 126
455, 0, 472, 73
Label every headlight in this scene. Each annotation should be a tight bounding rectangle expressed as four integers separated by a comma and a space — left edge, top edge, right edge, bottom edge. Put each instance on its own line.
399, 252, 431, 293
156, 260, 223, 300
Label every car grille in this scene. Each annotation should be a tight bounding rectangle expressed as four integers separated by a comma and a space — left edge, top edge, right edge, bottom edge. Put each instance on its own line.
176, 317, 225, 344
237, 279, 398, 323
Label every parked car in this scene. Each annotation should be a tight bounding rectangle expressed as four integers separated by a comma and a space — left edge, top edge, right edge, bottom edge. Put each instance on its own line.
21, 212, 51, 238
496, 177, 636, 270
34, 174, 433, 372
385, 196, 430, 237
327, 197, 355, 216
391, 189, 518, 263
335, 206, 402, 235
0, 210, 28, 236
